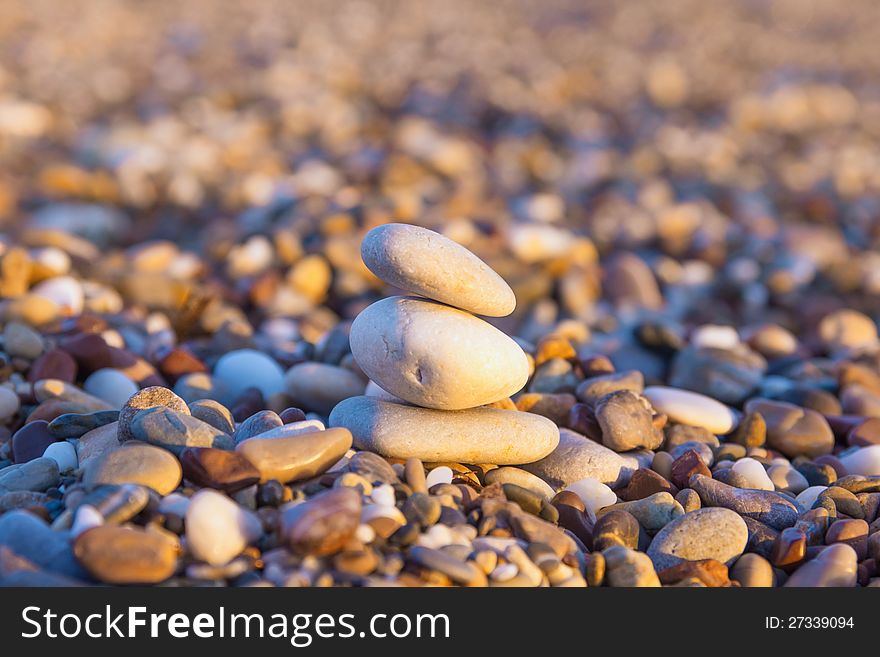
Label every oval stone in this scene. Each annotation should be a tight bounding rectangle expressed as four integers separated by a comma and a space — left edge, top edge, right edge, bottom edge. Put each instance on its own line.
520, 428, 637, 490
643, 386, 738, 434
647, 507, 749, 571
185, 489, 261, 566
350, 296, 529, 410
329, 396, 558, 465
281, 487, 362, 556
360, 223, 516, 317
83, 442, 182, 495
236, 427, 352, 484
73, 525, 179, 584
180, 447, 261, 492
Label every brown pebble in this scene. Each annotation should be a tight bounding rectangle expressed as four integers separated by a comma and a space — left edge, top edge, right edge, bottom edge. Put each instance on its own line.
670, 449, 711, 489
657, 559, 731, 587
281, 487, 362, 556
180, 447, 262, 493
593, 509, 640, 551
74, 525, 179, 584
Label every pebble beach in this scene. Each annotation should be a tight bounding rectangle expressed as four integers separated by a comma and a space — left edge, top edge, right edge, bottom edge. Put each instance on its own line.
1, 0, 880, 588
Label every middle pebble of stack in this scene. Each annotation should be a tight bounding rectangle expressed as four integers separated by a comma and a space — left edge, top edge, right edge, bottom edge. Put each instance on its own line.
330, 223, 559, 464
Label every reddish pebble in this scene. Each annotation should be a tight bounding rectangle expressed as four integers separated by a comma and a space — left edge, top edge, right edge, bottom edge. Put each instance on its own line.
12, 420, 55, 463
670, 449, 711, 490
280, 407, 307, 424
27, 349, 77, 383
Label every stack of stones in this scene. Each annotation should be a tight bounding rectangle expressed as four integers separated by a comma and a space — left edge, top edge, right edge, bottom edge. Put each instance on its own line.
330, 224, 560, 465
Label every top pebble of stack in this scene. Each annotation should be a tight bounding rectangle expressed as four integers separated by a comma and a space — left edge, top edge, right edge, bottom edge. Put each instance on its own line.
361, 223, 516, 317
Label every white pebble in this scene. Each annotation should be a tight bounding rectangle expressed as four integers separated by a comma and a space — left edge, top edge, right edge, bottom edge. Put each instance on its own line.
361, 504, 406, 526
796, 486, 827, 510
355, 523, 376, 544
185, 489, 262, 566
370, 484, 397, 507
565, 477, 617, 514
839, 445, 880, 476
731, 457, 774, 491
690, 325, 740, 350
415, 525, 452, 549
31, 276, 84, 315
42, 441, 78, 473
71, 505, 103, 537
490, 563, 519, 582
425, 466, 453, 489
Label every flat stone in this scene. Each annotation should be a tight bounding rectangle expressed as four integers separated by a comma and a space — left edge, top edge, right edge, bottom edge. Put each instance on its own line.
349, 296, 528, 410
689, 473, 799, 529
118, 385, 190, 442
643, 386, 737, 434
33, 379, 113, 412
48, 410, 119, 439
280, 487, 362, 556
330, 396, 558, 465
73, 525, 179, 584
75, 421, 120, 467
185, 489, 262, 566
510, 512, 576, 557
181, 447, 261, 492
407, 545, 487, 586
0, 457, 59, 492
595, 390, 663, 452
11, 420, 55, 463
83, 442, 182, 495
647, 507, 748, 571
784, 543, 858, 587
360, 222, 515, 317
744, 398, 834, 458
285, 362, 365, 414
521, 428, 635, 490
236, 427, 352, 483
130, 406, 234, 455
